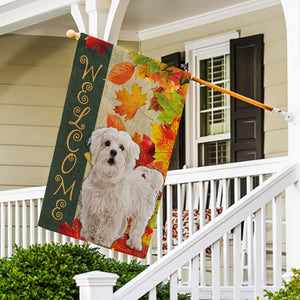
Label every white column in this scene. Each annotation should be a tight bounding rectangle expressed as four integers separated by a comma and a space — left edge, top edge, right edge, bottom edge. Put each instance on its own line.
74, 271, 119, 300
281, 0, 300, 272
85, 0, 111, 39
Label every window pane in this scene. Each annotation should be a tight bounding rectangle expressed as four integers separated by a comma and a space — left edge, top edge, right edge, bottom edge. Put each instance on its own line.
198, 140, 230, 167
199, 54, 230, 138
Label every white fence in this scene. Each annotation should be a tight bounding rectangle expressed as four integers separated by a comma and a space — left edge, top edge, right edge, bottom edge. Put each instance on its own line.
0, 156, 293, 299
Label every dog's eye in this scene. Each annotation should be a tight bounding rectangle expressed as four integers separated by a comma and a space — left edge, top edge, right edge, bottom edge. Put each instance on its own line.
120, 145, 124, 151
105, 140, 111, 147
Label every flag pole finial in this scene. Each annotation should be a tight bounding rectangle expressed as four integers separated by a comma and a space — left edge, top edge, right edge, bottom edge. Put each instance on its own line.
66, 30, 80, 40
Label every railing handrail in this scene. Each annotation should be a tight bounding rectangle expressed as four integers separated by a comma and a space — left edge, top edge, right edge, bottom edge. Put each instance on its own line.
0, 157, 288, 202
114, 162, 298, 300
165, 156, 288, 185
0, 186, 46, 202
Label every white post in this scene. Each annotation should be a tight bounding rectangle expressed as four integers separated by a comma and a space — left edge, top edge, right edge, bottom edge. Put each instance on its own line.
281, 0, 300, 273
74, 271, 119, 300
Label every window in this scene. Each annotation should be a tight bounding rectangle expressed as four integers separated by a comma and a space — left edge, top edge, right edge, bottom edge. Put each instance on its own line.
185, 31, 239, 167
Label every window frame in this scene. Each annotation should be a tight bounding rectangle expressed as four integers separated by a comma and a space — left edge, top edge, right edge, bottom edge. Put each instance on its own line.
185, 31, 239, 167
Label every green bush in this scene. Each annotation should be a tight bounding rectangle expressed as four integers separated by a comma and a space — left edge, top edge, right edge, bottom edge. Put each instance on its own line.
264, 268, 300, 299
0, 243, 190, 300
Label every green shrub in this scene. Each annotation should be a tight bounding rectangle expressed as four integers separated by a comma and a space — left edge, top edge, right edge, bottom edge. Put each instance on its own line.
0, 243, 190, 300
264, 268, 300, 299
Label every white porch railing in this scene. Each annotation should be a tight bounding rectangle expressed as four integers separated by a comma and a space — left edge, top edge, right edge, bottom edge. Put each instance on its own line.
0, 156, 294, 299
112, 161, 297, 299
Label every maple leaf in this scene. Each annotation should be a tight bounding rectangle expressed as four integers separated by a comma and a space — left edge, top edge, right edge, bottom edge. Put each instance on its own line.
180, 71, 192, 85
114, 83, 147, 121
168, 70, 185, 85
135, 63, 151, 81
156, 91, 184, 124
106, 62, 135, 85
85, 36, 112, 56
149, 95, 163, 112
58, 217, 87, 241
150, 120, 179, 170
107, 113, 126, 131
129, 50, 152, 65
132, 132, 155, 167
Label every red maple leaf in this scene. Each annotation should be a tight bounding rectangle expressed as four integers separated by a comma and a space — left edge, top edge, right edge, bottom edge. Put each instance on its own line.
132, 132, 155, 167
85, 36, 112, 56
168, 70, 184, 85
58, 217, 87, 241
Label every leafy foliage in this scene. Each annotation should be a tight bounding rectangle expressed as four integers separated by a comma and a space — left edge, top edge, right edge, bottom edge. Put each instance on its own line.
114, 82, 147, 121
264, 268, 300, 299
106, 62, 135, 85
58, 217, 87, 242
0, 243, 190, 300
85, 36, 112, 56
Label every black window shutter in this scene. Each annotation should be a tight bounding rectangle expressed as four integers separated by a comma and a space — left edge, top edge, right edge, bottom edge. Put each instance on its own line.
230, 34, 264, 163
161, 52, 185, 170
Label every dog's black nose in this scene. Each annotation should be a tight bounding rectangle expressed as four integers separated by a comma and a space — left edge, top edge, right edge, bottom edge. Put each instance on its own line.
110, 149, 117, 157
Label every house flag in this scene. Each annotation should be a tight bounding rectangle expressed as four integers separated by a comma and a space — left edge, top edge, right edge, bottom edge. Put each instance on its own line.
38, 33, 191, 258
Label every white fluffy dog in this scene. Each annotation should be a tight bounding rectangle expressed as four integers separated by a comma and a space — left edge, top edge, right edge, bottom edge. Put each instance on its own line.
79, 127, 164, 251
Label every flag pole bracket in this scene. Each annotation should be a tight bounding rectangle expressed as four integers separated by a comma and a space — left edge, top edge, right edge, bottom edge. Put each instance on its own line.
271, 107, 293, 122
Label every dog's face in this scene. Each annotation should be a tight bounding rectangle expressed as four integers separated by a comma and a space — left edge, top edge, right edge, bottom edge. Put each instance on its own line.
88, 127, 140, 182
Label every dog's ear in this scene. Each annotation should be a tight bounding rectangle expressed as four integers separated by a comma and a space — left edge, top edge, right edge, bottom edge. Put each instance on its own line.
131, 140, 140, 161
89, 128, 112, 165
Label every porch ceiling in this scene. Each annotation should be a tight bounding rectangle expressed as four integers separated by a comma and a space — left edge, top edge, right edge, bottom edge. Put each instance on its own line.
0, 0, 281, 41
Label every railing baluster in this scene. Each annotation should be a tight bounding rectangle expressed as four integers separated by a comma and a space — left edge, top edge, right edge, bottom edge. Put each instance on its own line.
233, 224, 242, 300
170, 271, 178, 300
30, 199, 35, 245
62, 234, 68, 244
246, 176, 254, 285
191, 255, 199, 300
199, 181, 206, 286
222, 179, 229, 286
37, 198, 43, 244
148, 287, 156, 300
254, 208, 263, 299
1, 202, 5, 258
22, 200, 27, 248
177, 183, 183, 285
234, 177, 240, 203
210, 180, 216, 218
166, 184, 173, 252
46, 229, 51, 244
15, 200, 20, 247
273, 194, 283, 290
7, 201, 12, 257
187, 182, 193, 233
212, 241, 221, 300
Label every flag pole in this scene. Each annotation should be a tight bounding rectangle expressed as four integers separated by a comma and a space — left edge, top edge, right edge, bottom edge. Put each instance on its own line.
66, 29, 293, 122
191, 76, 292, 122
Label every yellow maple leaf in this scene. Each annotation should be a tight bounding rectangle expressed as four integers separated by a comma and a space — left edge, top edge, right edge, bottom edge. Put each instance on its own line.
114, 83, 147, 121
150, 119, 179, 169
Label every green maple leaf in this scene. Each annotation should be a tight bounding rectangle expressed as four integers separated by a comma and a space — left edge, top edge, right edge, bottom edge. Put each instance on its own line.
129, 50, 161, 75
156, 91, 184, 124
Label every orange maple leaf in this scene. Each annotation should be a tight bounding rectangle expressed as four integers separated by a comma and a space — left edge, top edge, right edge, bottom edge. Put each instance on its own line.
114, 83, 147, 121
58, 217, 87, 241
135, 63, 151, 81
107, 113, 126, 131
106, 62, 135, 85
150, 119, 179, 169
